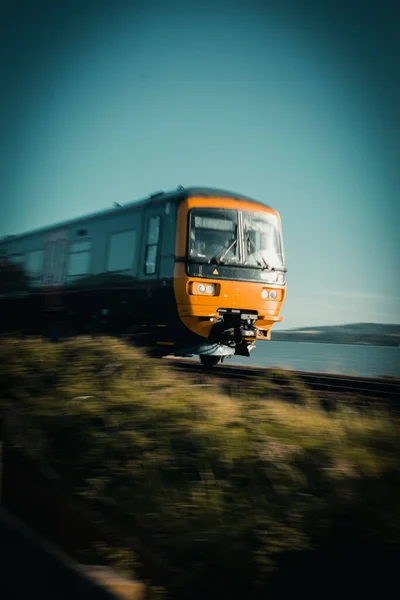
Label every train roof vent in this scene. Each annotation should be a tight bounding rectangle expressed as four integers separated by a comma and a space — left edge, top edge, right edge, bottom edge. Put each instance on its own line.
149, 190, 165, 198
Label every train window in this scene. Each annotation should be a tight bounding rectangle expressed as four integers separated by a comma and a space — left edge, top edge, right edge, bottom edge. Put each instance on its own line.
148, 216, 160, 245
243, 212, 284, 270
145, 245, 158, 274
189, 209, 238, 263
107, 230, 137, 272
67, 240, 92, 276
144, 215, 161, 275
26, 249, 44, 281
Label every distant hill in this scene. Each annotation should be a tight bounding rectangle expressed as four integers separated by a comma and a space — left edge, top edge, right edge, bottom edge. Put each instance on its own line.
272, 323, 400, 347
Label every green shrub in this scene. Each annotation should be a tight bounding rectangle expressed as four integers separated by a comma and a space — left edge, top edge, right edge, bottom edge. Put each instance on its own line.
246, 366, 315, 406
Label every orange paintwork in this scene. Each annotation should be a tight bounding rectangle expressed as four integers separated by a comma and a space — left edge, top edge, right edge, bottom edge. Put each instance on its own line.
173, 196, 286, 341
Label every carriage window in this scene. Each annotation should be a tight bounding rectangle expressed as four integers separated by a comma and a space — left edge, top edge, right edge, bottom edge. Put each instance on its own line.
144, 216, 161, 275
107, 230, 137, 271
68, 240, 92, 276
26, 249, 44, 281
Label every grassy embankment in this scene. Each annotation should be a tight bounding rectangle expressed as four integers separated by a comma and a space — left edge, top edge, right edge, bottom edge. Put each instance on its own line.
1, 337, 399, 599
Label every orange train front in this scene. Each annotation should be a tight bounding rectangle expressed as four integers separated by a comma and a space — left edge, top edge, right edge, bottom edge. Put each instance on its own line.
171, 191, 286, 366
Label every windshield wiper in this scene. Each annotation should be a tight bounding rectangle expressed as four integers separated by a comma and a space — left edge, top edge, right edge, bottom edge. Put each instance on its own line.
245, 232, 270, 270
255, 253, 270, 270
252, 255, 287, 272
245, 231, 286, 272
209, 238, 237, 265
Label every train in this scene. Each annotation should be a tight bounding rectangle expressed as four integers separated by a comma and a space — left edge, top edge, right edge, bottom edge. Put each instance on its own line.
0, 186, 286, 366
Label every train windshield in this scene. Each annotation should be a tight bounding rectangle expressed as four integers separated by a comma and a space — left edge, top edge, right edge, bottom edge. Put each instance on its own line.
189, 209, 239, 263
188, 208, 284, 270
243, 211, 284, 271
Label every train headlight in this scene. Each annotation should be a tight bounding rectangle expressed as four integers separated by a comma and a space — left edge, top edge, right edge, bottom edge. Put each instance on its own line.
206, 284, 215, 295
262, 289, 278, 300
189, 281, 219, 296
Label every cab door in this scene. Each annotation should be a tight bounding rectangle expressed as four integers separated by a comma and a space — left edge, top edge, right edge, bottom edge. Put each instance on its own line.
135, 206, 163, 338
140, 201, 179, 343
43, 229, 69, 310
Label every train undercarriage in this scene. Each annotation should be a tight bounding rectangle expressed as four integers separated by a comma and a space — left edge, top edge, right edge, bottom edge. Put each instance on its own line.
167, 308, 260, 367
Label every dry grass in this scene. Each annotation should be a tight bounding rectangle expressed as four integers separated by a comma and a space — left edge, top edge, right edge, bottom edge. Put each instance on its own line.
1, 336, 399, 599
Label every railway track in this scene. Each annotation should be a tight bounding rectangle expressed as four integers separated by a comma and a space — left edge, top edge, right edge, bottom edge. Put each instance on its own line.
164, 358, 400, 404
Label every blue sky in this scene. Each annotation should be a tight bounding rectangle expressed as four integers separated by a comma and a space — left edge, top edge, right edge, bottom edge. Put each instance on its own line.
1, 0, 399, 328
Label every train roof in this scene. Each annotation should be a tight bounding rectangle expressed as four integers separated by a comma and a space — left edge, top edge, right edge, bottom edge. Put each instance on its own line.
0, 186, 272, 243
